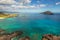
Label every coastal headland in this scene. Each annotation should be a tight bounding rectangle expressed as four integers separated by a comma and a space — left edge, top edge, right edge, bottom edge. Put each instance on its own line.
0, 12, 18, 19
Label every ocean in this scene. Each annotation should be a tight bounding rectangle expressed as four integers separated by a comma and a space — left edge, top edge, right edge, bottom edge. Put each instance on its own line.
0, 13, 60, 40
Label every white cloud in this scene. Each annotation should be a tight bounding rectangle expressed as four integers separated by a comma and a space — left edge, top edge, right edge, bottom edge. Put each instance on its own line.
0, 0, 31, 5
0, 5, 13, 10
56, 2, 60, 5
24, 0, 31, 4
0, 0, 47, 12
0, 5, 36, 11
12, 4, 46, 9
36, 4, 46, 8
0, 0, 17, 4
19, 0, 31, 5
0, 5, 37, 12
0, 4, 46, 11
0, 0, 33, 11
39, 4, 46, 7
11, 5, 36, 8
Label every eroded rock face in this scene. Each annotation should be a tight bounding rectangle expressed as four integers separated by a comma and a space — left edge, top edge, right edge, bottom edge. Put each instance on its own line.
42, 34, 60, 40
0, 30, 23, 40
43, 11, 53, 15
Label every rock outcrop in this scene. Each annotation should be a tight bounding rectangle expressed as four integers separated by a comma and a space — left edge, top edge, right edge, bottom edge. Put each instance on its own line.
42, 34, 60, 40
0, 30, 23, 40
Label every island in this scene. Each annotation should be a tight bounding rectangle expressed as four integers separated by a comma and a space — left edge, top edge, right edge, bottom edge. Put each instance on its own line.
0, 12, 18, 19
42, 11, 53, 15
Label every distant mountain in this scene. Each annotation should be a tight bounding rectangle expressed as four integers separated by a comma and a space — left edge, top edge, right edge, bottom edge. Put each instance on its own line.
42, 11, 53, 15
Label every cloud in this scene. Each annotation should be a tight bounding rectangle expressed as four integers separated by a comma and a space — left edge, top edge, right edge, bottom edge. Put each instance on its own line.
0, 0, 17, 4
24, 0, 31, 4
56, 2, 60, 5
0, 5, 13, 10
0, 5, 37, 12
19, 0, 31, 5
0, 0, 47, 12
11, 5, 36, 9
0, 5, 36, 11
0, 4, 46, 12
0, 0, 31, 5
11, 4, 46, 9
36, 4, 46, 8
39, 4, 46, 7
0, 0, 33, 11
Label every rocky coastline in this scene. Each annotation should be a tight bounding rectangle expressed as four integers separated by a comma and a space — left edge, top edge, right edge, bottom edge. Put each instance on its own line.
0, 29, 23, 40
0, 29, 60, 40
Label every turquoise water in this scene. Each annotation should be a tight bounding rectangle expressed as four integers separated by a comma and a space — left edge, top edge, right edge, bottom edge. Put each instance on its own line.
0, 13, 60, 40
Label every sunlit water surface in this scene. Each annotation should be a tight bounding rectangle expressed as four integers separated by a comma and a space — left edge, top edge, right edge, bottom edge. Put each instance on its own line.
0, 13, 60, 40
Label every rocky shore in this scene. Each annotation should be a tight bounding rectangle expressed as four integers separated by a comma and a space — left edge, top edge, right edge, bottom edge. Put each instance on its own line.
42, 34, 60, 40
0, 29, 23, 40
0, 29, 60, 40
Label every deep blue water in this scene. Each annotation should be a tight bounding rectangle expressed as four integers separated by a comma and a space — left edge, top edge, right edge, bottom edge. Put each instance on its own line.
0, 13, 60, 40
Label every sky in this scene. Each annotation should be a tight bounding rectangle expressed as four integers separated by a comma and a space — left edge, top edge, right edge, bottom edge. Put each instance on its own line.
0, 0, 60, 13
